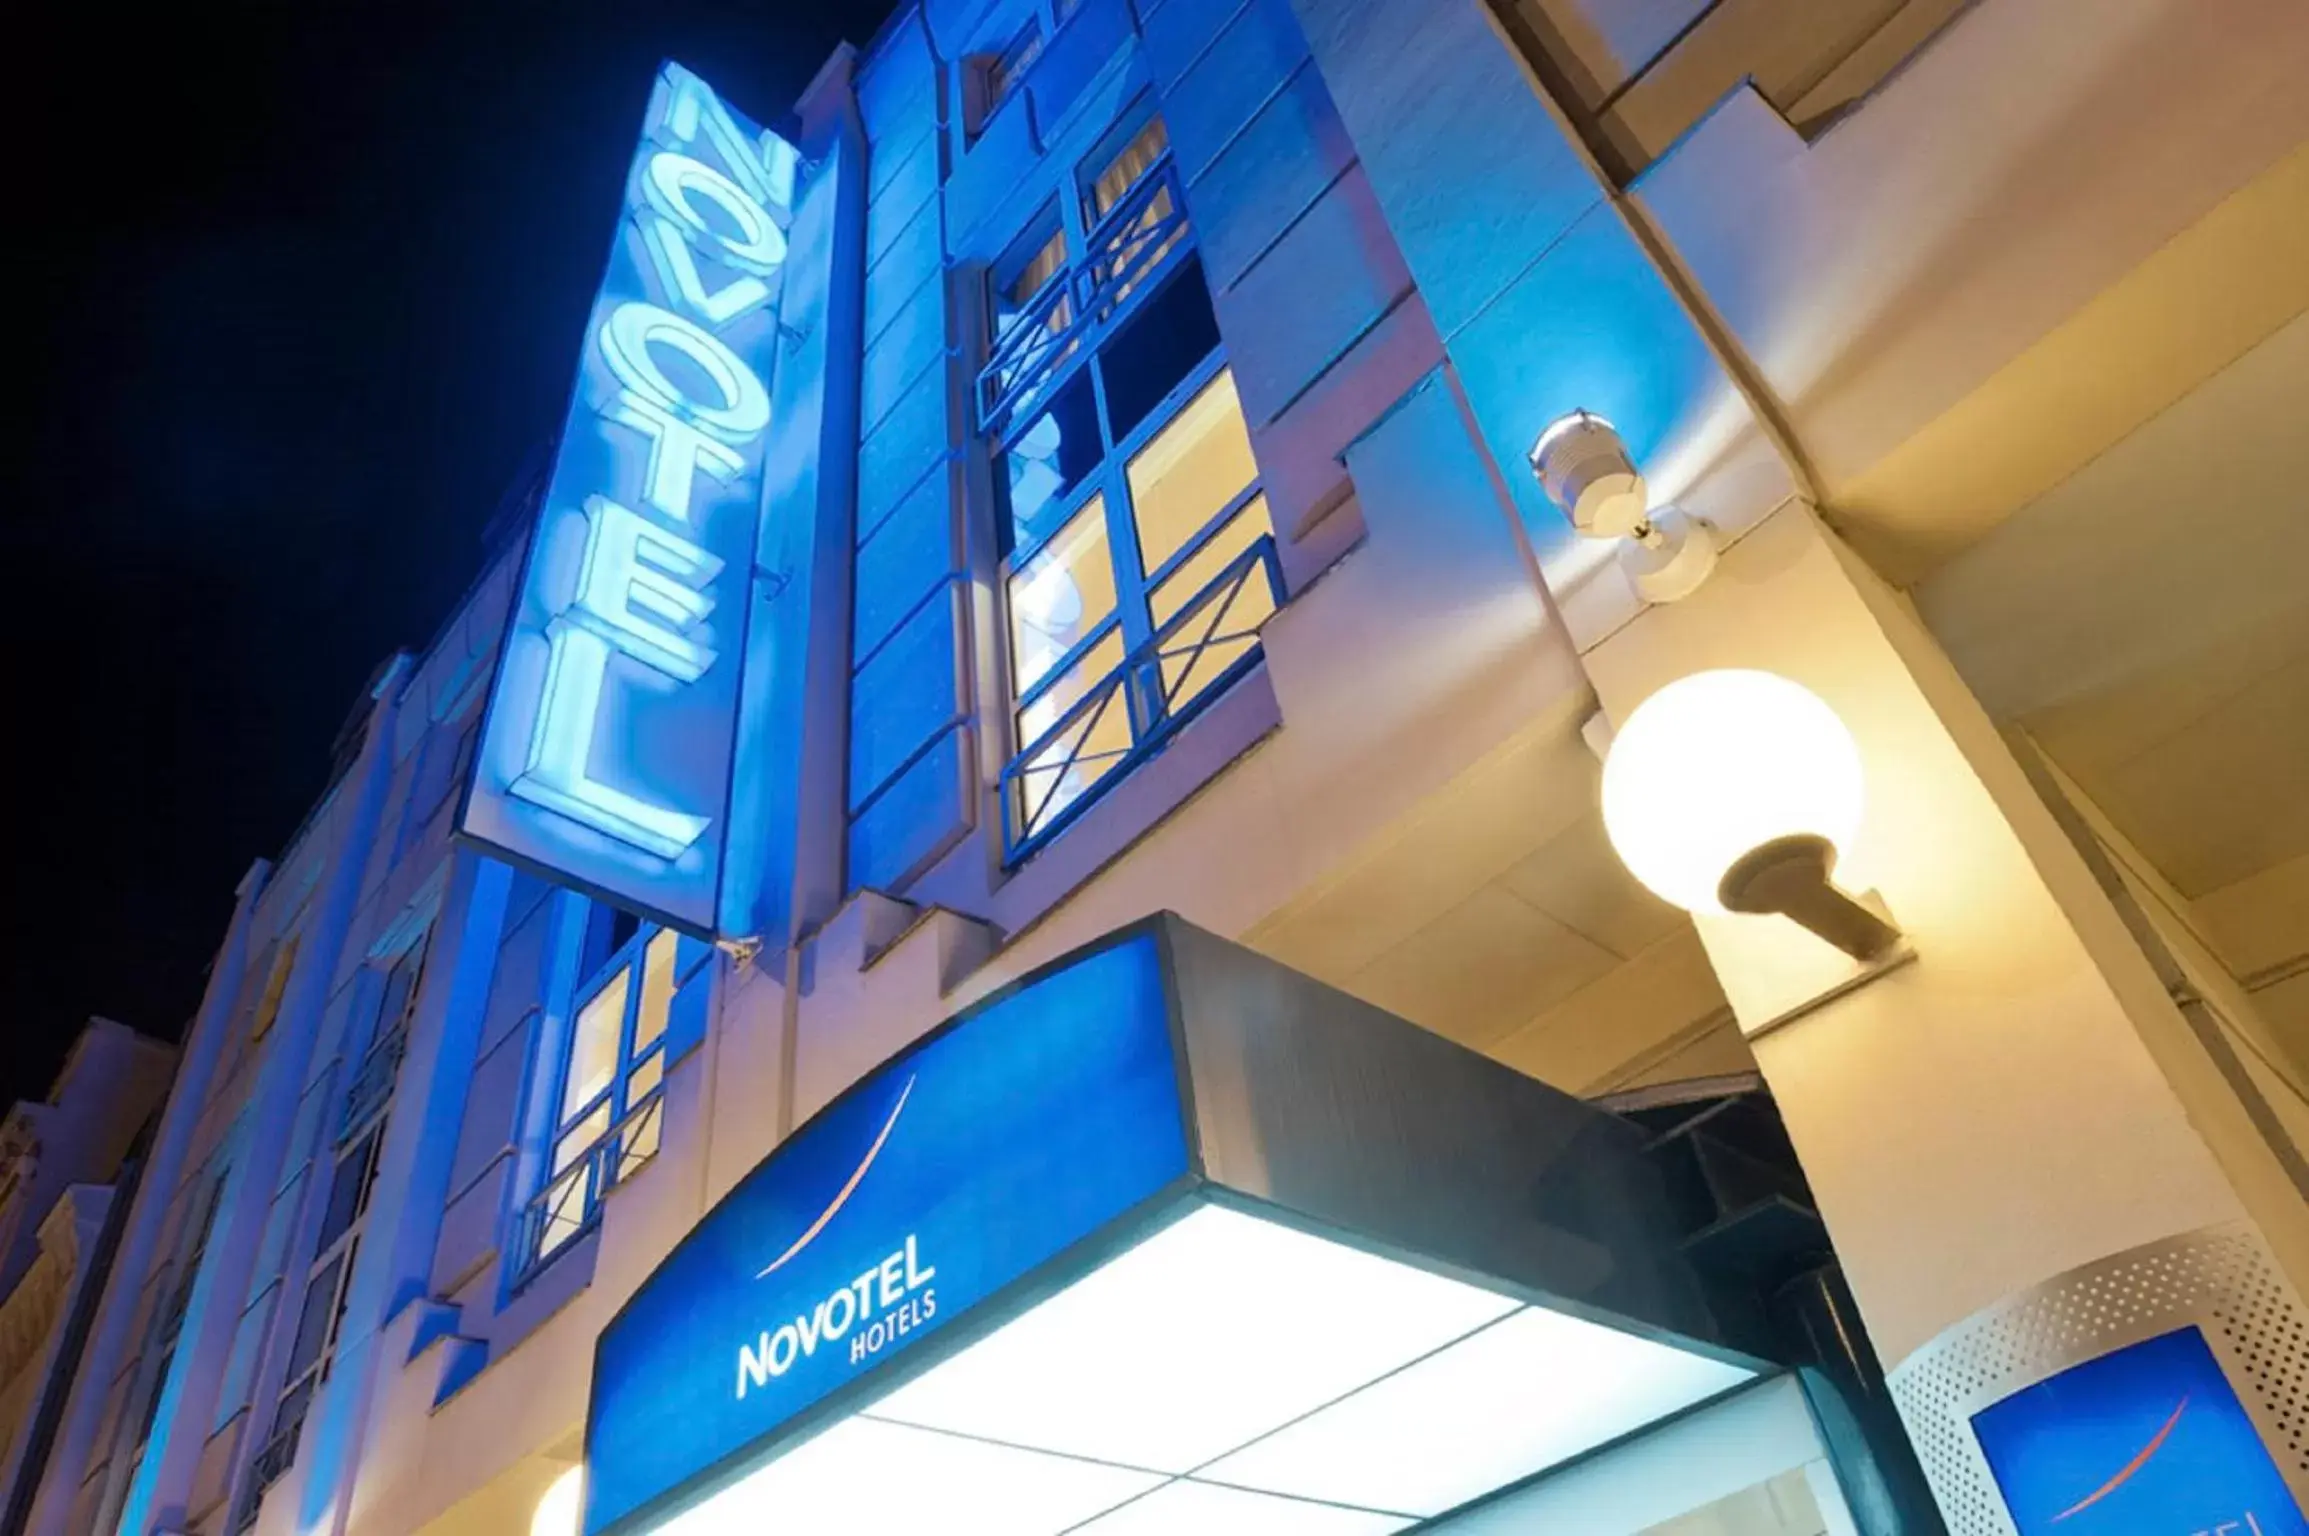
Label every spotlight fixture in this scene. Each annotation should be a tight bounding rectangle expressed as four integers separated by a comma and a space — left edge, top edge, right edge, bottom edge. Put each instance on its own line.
1530, 411, 1716, 603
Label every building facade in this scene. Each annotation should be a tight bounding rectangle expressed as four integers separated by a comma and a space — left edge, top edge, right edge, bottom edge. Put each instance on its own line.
22, 0, 2309, 1532
0, 1020, 176, 1527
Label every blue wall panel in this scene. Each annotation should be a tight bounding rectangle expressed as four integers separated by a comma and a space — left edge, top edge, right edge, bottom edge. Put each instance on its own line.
1214, 166, 1412, 426
853, 471, 961, 665
1446, 202, 1724, 562
1281, 0, 1596, 343
1026, 0, 1137, 146
848, 723, 973, 893
859, 277, 953, 439
1184, 61, 1354, 291
1138, 0, 1255, 90
857, 12, 941, 147
864, 205, 946, 350
856, 379, 953, 537
848, 580, 966, 811
942, 89, 1043, 263
867, 132, 942, 270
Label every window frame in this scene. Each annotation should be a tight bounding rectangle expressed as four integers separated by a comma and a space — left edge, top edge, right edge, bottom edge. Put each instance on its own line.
244, 928, 428, 1524
512, 916, 678, 1284
980, 117, 1282, 863
963, 0, 1089, 141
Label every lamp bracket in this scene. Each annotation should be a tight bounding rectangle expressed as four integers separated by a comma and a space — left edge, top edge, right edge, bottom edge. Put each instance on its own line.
1718, 834, 1903, 962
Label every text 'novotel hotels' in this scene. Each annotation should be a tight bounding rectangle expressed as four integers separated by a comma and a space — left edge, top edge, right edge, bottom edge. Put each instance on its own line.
458, 64, 798, 934
735, 1236, 937, 1397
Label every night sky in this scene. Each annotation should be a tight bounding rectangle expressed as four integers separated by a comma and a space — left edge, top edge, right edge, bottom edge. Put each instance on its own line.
5, 1, 891, 1107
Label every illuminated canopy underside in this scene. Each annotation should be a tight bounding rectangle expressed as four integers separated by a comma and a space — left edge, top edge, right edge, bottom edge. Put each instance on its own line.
656, 1205, 1752, 1535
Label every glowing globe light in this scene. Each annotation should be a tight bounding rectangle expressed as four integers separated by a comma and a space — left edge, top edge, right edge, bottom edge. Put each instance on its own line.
532, 1466, 584, 1536
1601, 670, 1866, 916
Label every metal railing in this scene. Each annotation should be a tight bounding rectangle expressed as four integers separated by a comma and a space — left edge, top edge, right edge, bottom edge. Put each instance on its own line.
338, 1028, 406, 1144
977, 154, 1190, 436
1000, 534, 1281, 860
508, 1090, 666, 1289
234, 1408, 305, 1532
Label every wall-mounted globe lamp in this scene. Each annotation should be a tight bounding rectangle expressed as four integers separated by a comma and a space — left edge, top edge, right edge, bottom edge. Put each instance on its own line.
1601, 670, 1902, 961
531, 1466, 583, 1536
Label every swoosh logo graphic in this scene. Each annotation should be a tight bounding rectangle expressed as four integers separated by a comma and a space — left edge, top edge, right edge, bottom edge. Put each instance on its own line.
754, 1075, 915, 1280
2050, 1395, 2188, 1523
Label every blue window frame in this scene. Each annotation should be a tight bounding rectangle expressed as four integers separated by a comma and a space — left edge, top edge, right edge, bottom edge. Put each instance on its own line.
980, 116, 1284, 859
515, 911, 677, 1277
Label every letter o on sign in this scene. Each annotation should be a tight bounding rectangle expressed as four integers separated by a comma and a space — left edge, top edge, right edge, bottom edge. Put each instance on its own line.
645, 152, 788, 275
599, 302, 770, 442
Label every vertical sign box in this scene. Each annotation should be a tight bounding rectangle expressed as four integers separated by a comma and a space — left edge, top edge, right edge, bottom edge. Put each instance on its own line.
1972, 1326, 2307, 1535
460, 63, 798, 933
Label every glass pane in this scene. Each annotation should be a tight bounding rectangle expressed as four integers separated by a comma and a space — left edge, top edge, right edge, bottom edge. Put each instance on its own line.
537, 1164, 592, 1260
634, 929, 678, 1053
987, 19, 1043, 106
272, 1377, 313, 1442
994, 225, 1069, 340
284, 1256, 342, 1382
1015, 628, 1127, 751
1008, 501, 1118, 698
1013, 662, 1135, 839
1089, 118, 1170, 221
314, 1131, 377, 1255
554, 1104, 611, 1175
627, 1049, 664, 1105
619, 1099, 664, 1180
255, 1172, 305, 1280
999, 370, 1102, 552
1128, 371, 1257, 579
372, 949, 420, 1051
562, 970, 628, 1120
1100, 259, 1221, 445
1151, 494, 1274, 628
579, 904, 640, 984
215, 1290, 274, 1433
1157, 536, 1279, 715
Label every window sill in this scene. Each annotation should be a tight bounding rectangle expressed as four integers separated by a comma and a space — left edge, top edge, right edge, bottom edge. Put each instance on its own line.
910, 658, 1282, 946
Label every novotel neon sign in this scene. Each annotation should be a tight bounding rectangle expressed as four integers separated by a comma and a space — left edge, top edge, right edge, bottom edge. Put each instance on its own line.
461, 63, 797, 930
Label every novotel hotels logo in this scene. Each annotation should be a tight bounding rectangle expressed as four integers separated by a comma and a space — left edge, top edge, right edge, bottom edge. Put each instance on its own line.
583, 931, 1191, 1535
461, 63, 798, 931
736, 1235, 939, 1396
735, 1077, 940, 1397
1973, 1326, 2308, 1536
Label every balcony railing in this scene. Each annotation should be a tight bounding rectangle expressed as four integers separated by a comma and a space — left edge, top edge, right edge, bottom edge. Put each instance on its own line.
338, 1028, 406, 1143
509, 1090, 666, 1289
977, 154, 1190, 437
234, 1407, 306, 1533
1000, 533, 1281, 861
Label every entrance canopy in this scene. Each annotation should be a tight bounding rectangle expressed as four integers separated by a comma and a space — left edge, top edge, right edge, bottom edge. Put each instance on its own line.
585, 917, 1765, 1535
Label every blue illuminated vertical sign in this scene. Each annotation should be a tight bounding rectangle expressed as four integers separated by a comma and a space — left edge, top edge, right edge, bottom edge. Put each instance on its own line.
459, 63, 798, 932
1973, 1327, 2307, 1535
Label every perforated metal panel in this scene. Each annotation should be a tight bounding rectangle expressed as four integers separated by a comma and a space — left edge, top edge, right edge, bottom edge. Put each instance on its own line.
1886, 1222, 2309, 1534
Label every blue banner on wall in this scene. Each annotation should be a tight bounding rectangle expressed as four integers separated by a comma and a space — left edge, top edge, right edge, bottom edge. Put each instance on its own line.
1972, 1325, 2306, 1535
583, 929, 1191, 1534
458, 63, 800, 934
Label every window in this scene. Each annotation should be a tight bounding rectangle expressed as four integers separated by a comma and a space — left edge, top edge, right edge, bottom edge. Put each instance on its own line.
978, 113, 1282, 857
984, 19, 1044, 117
246, 930, 428, 1522
249, 935, 298, 1043
117, 1162, 228, 1535
965, 0, 1089, 139
517, 911, 678, 1277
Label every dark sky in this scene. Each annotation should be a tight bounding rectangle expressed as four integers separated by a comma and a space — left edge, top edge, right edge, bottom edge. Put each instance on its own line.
5, 1, 891, 1107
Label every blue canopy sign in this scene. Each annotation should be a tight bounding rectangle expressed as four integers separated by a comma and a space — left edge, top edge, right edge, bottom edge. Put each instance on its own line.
583, 929, 1192, 1534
